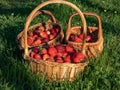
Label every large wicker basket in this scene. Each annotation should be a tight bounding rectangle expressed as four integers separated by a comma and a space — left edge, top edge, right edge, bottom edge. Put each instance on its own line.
17, 10, 64, 50
19, 0, 89, 81
66, 12, 104, 59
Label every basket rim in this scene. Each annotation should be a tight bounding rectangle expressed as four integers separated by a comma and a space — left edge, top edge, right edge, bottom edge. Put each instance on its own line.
67, 26, 103, 46
17, 22, 63, 48
26, 56, 89, 67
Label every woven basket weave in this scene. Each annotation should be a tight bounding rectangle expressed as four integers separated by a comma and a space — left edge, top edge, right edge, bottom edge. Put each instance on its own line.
19, 0, 89, 81
66, 12, 104, 59
17, 10, 64, 49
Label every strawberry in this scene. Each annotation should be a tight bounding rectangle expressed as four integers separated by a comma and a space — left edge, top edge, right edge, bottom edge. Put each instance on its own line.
86, 35, 91, 42
51, 28, 57, 36
34, 29, 41, 34
55, 58, 64, 63
42, 38, 49, 43
65, 45, 74, 53
45, 30, 51, 35
69, 34, 75, 41
40, 32, 48, 38
56, 52, 63, 57
33, 34, 39, 40
28, 31, 33, 37
64, 55, 71, 63
72, 52, 85, 63
78, 34, 83, 40
55, 44, 65, 53
33, 47, 39, 53
27, 37, 33, 45
34, 54, 41, 60
33, 39, 41, 45
42, 54, 50, 60
74, 36, 82, 42
49, 34, 55, 40
48, 46, 57, 57
30, 51, 36, 58
41, 48, 47, 54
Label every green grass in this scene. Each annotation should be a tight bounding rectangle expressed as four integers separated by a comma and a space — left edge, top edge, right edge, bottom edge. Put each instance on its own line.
0, 0, 120, 90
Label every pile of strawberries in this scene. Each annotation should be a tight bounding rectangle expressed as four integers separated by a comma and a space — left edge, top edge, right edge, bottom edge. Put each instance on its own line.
30, 44, 85, 63
27, 27, 59, 46
69, 33, 92, 42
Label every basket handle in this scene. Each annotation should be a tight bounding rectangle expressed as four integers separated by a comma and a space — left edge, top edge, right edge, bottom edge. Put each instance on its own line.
66, 12, 102, 41
31, 10, 57, 23
24, 0, 87, 58
83, 12, 102, 38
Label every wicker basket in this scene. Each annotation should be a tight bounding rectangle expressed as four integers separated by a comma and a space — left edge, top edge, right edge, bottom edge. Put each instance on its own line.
17, 10, 64, 49
66, 12, 104, 59
20, 0, 89, 81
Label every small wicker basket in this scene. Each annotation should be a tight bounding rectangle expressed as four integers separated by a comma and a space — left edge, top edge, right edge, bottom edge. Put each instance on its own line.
18, 0, 89, 81
17, 10, 64, 50
66, 12, 104, 59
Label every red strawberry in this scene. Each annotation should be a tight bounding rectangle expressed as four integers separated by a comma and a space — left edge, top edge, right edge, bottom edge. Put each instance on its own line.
78, 34, 83, 40
55, 44, 65, 53
30, 51, 36, 58
40, 32, 48, 38
74, 36, 82, 42
33, 35, 39, 40
34, 29, 41, 34
42, 38, 49, 43
48, 46, 57, 57
55, 58, 64, 63
28, 31, 33, 37
51, 29, 57, 36
34, 54, 41, 60
49, 34, 55, 40
65, 45, 74, 53
56, 52, 63, 57
42, 54, 50, 60
45, 30, 51, 35
41, 48, 47, 54
33, 47, 39, 53
27, 37, 33, 45
69, 34, 75, 41
72, 52, 85, 63
64, 55, 71, 63
86, 35, 91, 41
33, 39, 41, 45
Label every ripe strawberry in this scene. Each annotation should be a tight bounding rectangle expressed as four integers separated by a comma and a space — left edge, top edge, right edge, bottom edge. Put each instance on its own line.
56, 52, 63, 57
33, 47, 39, 53
55, 28, 59, 33
55, 58, 64, 63
45, 30, 51, 35
33, 39, 41, 45
42, 38, 49, 43
46, 58, 52, 62
64, 55, 71, 63
28, 31, 33, 37
78, 34, 83, 40
34, 54, 41, 60
40, 32, 48, 38
65, 45, 74, 53
41, 48, 47, 54
30, 51, 36, 58
42, 54, 50, 60
72, 52, 85, 63
49, 34, 55, 40
86, 35, 91, 41
55, 44, 65, 53
34, 29, 41, 34
48, 46, 57, 57
51, 29, 57, 36
33, 34, 39, 40
69, 34, 75, 41
27, 37, 33, 45
74, 36, 82, 42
